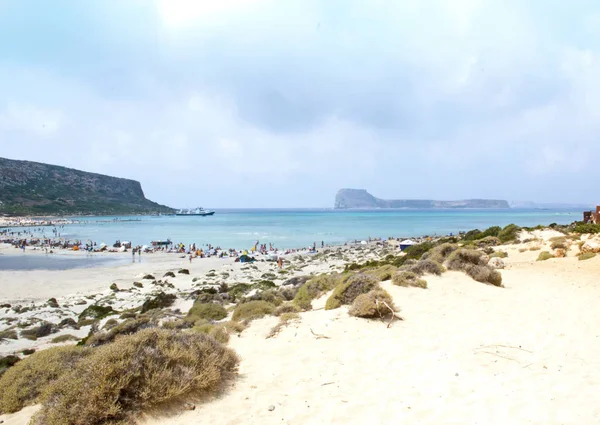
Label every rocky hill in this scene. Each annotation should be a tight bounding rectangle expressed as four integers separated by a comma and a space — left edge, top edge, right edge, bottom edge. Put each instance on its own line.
334, 189, 510, 209
0, 157, 174, 216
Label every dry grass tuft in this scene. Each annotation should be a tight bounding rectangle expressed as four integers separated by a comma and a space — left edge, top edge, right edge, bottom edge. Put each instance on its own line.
33, 328, 239, 425
578, 252, 596, 261
274, 303, 301, 316
465, 265, 503, 287
422, 243, 459, 264
537, 251, 553, 262
325, 274, 378, 310
366, 264, 398, 281
293, 274, 338, 310
232, 300, 275, 322
267, 312, 301, 338
51, 334, 79, 344
490, 251, 508, 258
348, 288, 398, 318
0, 346, 92, 414
392, 271, 427, 289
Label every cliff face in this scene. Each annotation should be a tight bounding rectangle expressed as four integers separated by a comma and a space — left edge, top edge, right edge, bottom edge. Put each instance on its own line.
334, 189, 510, 209
0, 157, 174, 216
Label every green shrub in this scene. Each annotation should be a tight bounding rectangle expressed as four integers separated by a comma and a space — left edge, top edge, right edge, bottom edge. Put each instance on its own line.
422, 243, 459, 264
446, 249, 485, 271
232, 300, 275, 322
406, 259, 445, 276
51, 334, 79, 344
325, 274, 378, 310
578, 252, 596, 261
465, 265, 503, 287
367, 264, 398, 281
463, 226, 501, 241
490, 251, 508, 258
249, 289, 285, 306
109, 283, 119, 291
22, 349, 36, 356
572, 222, 600, 234
133, 281, 144, 288
401, 242, 435, 261
0, 355, 20, 377
187, 302, 228, 321
498, 224, 521, 243
537, 251, 553, 261
192, 323, 230, 344
228, 283, 252, 300
79, 305, 116, 321
0, 346, 92, 413
163, 271, 176, 278
392, 271, 427, 289
34, 329, 239, 425
348, 288, 398, 318
550, 238, 568, 250
142, 274, 155, 280
140, 292, 176, 313
293, 274, 338, 310
178, 268, 190, 275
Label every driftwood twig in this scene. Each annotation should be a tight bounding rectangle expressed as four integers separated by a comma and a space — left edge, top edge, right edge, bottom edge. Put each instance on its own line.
310, 328, 331, 339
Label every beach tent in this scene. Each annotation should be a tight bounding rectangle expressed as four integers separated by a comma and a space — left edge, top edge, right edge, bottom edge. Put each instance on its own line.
399, 239, 416, 251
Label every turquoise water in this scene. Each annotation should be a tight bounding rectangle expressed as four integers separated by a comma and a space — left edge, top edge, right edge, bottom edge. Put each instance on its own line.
9, 208, 579, 250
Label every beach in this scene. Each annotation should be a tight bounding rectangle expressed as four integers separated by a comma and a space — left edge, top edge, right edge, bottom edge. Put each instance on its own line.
1, 227, 600, 424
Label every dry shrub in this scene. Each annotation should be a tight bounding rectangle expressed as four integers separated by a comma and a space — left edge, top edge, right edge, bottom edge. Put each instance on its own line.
476, 236, 501, 248
367, 264, 397, 281
392, 271, 427, 289
51, 334, 79, 344
247, 289, 285, 306
537, 251, 553, 262
161, 319, 192, 330
274, 303, 301, 316
293, 274, 338, 311
325, 274, 378, 310
446, 249, 486, 270
422, 243, 458, 264
0, 346, 92, 414
267, 312, 301, 338
85, 317, 153, 347
578, 252, 596, 261
232, 300, 275, 322
0, 329, 18, 340
34, 328, 239, 425
21, 322, 55, 341
192, 323, 230, 344
223, 321, 246, 335
490, 251, 508, 258
550, 239, 568, 250
406, 259, 445, 276
141, 292, 176, 313
348, 288, 398, 318
187, 302, 227, 322
465, 265, 503, 287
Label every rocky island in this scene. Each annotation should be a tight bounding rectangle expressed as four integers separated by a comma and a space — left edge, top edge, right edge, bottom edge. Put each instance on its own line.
0, 157, 173, 216
334, 189, 510, 209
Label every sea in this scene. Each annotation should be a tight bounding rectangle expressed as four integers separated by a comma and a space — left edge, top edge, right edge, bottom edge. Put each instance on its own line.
3, 208, 582, 250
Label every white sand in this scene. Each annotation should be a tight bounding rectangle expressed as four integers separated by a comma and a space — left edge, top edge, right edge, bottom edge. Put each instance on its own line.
3, 241, 600, 424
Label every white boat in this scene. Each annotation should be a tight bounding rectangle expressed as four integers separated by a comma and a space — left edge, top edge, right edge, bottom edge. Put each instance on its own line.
175, 207, 215, 216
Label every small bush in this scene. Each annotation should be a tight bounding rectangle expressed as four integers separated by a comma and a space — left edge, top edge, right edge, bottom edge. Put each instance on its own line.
248, 289, 285, 306
47, 298, 59, 308
223, 321, 246, 334
0, 346, 92, 413
537, 251, 553, 262
578, 252, 596, 261
133, 281, 144, 288
34, 329, 239, 425
187, 302, 228, 321
274, 303, 301, 316
0, 329, 18, 340
465, 265, 503, 287
406, 259, 445, 276
21, 322, 55, 341
228, 283, 252, 301
164, 271, 176, 278
476, 236, 501, 248
0, 355, 20, 376
498, 224, 521, 243
293, 274, 338, 310
368, 264, 397, 281
142, 274, 155, 280
490, 251, 508, 258
79, 305, 116, 321
392, 271, 427, 289
446, 249, 485, 271
51, 334, 79, 344
349, 288, 397, 318
22, 349, 36, 356
85, 317, 153, 347
178, 268, 190, 275
401, 242, 435, 261
140, 292, 176, 313
572, 222, 600, 234
325, 274, 378, 310
422, 243, 459, 264
192, 323, 230, 344
109, 283, 119, 291
550, 238, 568, 250
232, 300, 275, 322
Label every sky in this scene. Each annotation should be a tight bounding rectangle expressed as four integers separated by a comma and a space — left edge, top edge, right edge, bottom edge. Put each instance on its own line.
1, 0, 599, 208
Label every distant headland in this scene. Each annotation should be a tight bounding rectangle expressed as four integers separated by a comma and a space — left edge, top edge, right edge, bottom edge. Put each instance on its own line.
334, 189, 510, 209
0, 157, 174, 216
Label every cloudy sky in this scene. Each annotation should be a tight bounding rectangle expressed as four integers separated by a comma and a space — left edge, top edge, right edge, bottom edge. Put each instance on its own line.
1, 0, 599, 207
